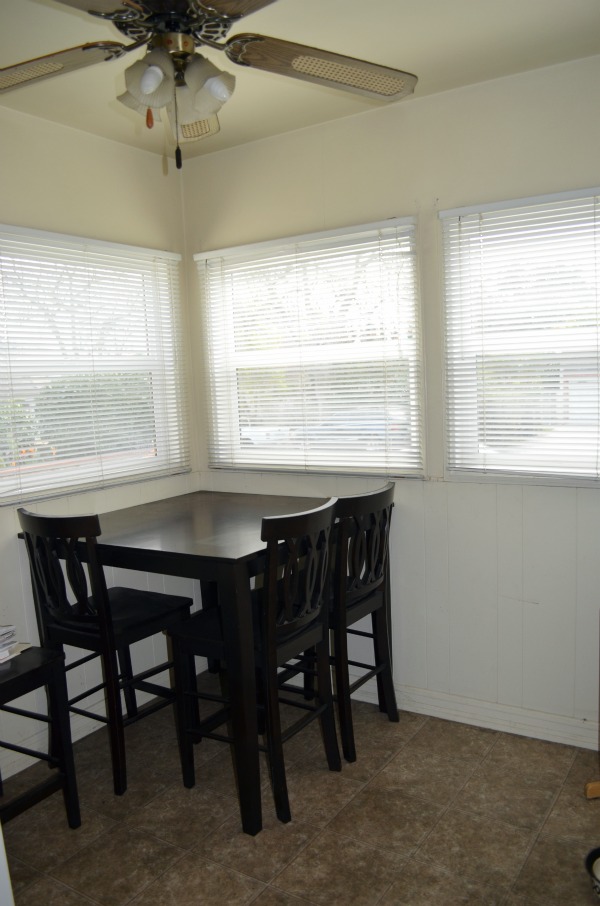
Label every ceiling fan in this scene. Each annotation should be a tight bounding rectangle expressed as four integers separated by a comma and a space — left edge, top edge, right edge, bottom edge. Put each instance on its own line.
0, 0, 418, 167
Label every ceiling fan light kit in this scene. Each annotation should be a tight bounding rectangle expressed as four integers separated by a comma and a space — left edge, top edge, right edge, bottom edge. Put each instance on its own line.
0, 0, 418, 169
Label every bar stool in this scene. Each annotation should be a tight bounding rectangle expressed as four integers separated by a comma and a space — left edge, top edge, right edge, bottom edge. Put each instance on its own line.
331, 482, 398, 762
0, 646, 80, 827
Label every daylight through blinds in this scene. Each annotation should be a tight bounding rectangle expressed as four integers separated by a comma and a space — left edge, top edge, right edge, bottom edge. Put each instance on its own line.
441, 189, 600, 480
0, 226, 189, 502
196, 220, 423, 476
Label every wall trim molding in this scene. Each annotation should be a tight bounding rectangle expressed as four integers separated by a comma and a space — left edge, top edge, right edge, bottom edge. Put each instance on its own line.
356, 681, 598, 751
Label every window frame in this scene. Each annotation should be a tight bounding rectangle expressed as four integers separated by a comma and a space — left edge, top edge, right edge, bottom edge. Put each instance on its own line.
195, 218, 424, 478
0, 224, 190, 504
440, 187, 600, 487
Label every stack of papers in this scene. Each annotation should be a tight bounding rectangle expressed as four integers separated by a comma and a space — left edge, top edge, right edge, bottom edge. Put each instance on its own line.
0, 626, 30, 662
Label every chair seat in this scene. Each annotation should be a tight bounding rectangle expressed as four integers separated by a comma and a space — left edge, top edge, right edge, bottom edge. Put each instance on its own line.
73, 588, 193, 636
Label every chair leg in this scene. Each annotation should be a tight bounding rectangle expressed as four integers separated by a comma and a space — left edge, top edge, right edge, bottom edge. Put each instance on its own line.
262, 663, 291, 823
172, 640, 196, 789
102, 649, 128, 795
302, 647, 316, 700
332, 623, 357, 763
315, 640, 341, 772
118, 646, 138, 719
47, 660, 81, 829
372, 608, 399, 723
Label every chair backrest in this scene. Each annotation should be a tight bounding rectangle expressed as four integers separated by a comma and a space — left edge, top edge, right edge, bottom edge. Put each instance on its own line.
333, 482, 395, 609
17, 508, 108, 642
260, 498, 337, 641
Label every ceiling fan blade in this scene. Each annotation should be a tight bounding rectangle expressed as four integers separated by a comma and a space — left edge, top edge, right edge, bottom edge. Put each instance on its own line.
0, 43, 128, 94
197, 0, 278, 18
225, 34, 417, 101
50, 0, 145, 13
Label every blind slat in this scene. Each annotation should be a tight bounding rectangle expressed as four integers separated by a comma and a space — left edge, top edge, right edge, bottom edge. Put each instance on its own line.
0, 225, 189, 503
197, 220, 423, 476
441, 191, 600, 480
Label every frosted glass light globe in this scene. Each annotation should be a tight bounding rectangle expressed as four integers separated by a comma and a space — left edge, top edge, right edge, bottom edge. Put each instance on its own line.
205, 74, 234, 103
140, 65, 164, 96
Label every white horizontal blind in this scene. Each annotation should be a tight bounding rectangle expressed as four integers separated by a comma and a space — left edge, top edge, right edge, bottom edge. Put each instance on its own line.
197, 220, 423, 475
441, 190, 600, 479
0, 226, 189, 503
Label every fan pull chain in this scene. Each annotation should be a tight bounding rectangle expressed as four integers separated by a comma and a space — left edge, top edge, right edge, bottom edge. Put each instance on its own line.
146, 108, 154, 129
174, 84, 182, 170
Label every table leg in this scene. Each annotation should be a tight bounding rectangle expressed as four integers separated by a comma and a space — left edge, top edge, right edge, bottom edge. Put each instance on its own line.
217, 562, 262, 835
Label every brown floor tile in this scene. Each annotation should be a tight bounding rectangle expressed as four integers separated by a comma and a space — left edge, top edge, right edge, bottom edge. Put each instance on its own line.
453, 765, 558, 829
253, 887, 318, 905
273, 832, 406, 906
5, 855, 42, 898
482, 732, 577, 785
351, 704, 427, 751
564, 746, 600, 792
542, 785, 600, 840
379, 858, 508, 905
3, 795, 116, 873
367, 748, 477, 805
125, 781, 238, 846
51, 824, 183, 906
128, 851, 265, 905
330, 788, 444, 853
14, 875, 98, 905
193, 812, 316, 882
512, 834, 597, 905
282, 760, 363, 827
416, 807, 534, 887
402, 717, 498, 762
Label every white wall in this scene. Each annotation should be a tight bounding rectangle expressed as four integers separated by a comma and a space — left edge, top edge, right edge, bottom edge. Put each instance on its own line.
0, 107, 203, 774
181, 55, 600, 748
0, 55, 599, 781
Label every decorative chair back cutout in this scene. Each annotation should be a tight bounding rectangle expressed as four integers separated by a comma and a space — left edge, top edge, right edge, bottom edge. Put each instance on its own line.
18, 509, 104, 629
334, 482, 395, 607
261, 500, 336, 636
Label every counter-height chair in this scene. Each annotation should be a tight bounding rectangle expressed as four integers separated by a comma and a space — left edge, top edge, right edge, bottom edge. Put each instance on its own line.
169, 498, 341, 827
17, 508, 194, 796
0, 646, 80, 828
331, 482, 398, 762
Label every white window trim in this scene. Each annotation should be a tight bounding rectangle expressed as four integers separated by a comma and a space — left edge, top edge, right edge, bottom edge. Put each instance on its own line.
0, 224, 189, 504
195, 217, 424, 478
440, 187, 600, 487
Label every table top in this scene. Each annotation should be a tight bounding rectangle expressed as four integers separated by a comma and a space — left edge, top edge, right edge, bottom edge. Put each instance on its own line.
96, 490, 326, 566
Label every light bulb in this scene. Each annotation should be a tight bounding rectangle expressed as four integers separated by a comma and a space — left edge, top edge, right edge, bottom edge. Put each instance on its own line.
205, 74, 235, 103
140, 65, 164, 96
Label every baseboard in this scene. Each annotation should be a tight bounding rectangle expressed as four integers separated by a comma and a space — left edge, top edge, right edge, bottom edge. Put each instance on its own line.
355, 680, 599, 751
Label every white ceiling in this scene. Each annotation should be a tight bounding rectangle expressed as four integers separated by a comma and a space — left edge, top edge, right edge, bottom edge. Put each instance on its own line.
2, 0, 600, 160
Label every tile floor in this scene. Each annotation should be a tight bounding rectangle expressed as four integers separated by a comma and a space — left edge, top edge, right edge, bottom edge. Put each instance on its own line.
2, 674, 600, 905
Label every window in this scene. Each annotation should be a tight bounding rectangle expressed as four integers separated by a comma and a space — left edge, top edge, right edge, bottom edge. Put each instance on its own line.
0, 226, 189, 503
196, 219, 423, 476
441, 189, 600, 480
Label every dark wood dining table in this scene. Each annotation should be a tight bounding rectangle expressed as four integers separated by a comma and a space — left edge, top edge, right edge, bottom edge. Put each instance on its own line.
94, 489, 325, 835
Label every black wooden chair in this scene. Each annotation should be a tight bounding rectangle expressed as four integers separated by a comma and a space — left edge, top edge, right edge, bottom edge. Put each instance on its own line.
331, 482, 398, 762
0, 646, 80, 828
17, 508, 194, 796
169, 498, 341, 826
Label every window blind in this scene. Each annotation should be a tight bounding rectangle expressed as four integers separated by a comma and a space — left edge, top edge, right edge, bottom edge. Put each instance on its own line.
0, 226, 189, 503
440, 189, 600, 480
196, 219, 423, 476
